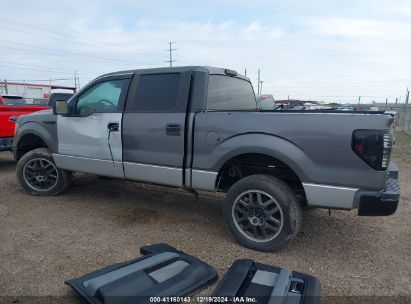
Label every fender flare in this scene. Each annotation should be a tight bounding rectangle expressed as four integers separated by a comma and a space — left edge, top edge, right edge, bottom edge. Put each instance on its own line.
14, 122, 57, 154
210, 133, 316, 183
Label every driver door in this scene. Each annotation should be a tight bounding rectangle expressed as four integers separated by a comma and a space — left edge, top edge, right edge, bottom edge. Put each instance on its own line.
53, 75, 131, 178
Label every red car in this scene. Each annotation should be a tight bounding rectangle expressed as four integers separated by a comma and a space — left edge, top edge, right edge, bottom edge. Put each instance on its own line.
0, 95, 49, 151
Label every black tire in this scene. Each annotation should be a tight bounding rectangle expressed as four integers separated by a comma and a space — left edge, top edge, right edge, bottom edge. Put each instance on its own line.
223, 174, 302, 252
16, 148, 71, 196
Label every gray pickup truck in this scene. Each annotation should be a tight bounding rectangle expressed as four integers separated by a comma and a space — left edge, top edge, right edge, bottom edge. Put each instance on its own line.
13, 66, 400, 251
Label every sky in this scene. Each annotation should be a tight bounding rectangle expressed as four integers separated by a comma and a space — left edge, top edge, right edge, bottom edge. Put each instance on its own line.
1, 0, 411, 103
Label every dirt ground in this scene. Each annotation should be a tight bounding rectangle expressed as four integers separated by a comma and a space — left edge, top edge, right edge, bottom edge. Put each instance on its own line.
0, 132, 410, 303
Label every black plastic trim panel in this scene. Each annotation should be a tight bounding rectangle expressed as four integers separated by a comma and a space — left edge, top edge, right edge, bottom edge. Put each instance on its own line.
212, 259, 320, 304
66, 243, 218, 304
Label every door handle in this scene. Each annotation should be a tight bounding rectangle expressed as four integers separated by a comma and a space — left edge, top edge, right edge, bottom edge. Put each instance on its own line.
107, 122, 119, 132
9, 116, 18, 122
166, 123, 181, 136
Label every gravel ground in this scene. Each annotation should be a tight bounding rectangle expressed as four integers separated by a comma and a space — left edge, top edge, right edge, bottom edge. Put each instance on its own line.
0, 133, 410, 303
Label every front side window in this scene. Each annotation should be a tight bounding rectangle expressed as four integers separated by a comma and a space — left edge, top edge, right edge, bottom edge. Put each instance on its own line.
206, 75, 257, 111
76, 79, 125, 116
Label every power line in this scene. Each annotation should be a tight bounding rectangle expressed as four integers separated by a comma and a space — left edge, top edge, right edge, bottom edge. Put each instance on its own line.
0, 60, 95, 73
0, 62, 98, 77
0, 43, 156, 67
0, 18, 166, 57
0, 16, 77, 38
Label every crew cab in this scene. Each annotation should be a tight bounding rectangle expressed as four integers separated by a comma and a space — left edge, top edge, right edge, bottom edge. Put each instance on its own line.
0, 95, 49, 151
12, 66, 400, 251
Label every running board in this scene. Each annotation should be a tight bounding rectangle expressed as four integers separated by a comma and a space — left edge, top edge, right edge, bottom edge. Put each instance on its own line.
212, 259, 320, 304
66, 243, 218, 304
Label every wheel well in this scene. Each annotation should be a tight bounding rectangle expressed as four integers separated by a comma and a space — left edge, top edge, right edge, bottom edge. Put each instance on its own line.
15, 134, 47, 161
216, 153, 305, 196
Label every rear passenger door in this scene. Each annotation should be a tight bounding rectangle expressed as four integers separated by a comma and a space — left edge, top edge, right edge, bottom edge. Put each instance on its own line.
122, 72, 192, 186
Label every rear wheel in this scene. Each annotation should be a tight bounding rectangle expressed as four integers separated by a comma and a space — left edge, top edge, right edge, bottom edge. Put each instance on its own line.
16, 148, 71, 196
223, 174, 302, 251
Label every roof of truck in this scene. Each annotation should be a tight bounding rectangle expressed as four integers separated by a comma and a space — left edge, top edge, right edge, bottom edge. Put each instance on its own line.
98, 66, 249, 81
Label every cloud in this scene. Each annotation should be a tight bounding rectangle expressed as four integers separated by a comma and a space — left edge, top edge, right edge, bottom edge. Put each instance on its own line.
0, 0, 410, 103
306, 18, 411, 38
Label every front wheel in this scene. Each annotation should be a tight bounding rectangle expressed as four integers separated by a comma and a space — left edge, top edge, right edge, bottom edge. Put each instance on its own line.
223, 174, 302, 252
16, 148, 71, 196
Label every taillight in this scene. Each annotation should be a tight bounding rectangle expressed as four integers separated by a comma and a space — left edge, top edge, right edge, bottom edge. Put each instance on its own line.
352, 129, 392, 171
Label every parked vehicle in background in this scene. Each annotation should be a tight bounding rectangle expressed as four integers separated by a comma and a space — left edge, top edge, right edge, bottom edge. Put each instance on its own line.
288, 105, 305, 110
0, 95, 49, 151
13, 66, 400, 251
0, 95, 27, 105
47, 92, 74, 107
336, 106, 355, 111
256, 94, 276, 110
0, 81, 76, 103
385, 111, 398, 127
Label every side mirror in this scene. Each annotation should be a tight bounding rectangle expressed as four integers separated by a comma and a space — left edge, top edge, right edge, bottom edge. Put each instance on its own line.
53, 100, 69, 116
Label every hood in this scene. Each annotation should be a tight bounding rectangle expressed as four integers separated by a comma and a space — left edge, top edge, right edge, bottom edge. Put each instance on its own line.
18, 109, 56, 125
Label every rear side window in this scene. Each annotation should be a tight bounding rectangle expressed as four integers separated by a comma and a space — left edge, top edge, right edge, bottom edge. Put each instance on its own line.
131, 73, 180, 112
206, 75, 257, 111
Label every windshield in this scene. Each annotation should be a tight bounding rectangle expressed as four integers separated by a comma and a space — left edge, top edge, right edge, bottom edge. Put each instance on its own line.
2, 96, 27, 106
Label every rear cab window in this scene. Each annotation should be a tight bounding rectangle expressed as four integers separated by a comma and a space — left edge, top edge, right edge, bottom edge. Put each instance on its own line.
206, 75, 257, 111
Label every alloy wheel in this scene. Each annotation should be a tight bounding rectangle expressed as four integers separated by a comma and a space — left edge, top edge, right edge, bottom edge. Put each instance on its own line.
232, 190, 284, 242
23, 158, 59, 191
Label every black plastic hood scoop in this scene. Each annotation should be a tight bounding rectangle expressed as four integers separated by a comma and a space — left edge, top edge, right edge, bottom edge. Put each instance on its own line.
66, 243, 218, 304
212, 259, 320, 304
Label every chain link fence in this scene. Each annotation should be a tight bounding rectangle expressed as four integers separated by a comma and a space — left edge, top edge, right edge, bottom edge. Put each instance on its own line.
397, 107, 411, 134
404, 113, 411, 134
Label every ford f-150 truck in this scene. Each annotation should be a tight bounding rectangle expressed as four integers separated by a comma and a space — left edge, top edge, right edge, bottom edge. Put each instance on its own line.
12, 66, 400, 251
0, 95, 49, 151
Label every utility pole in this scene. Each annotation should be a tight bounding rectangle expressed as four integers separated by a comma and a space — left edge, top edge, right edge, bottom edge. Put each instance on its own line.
260, 81, 264, 94
395, 97, 398, 105
385, 98, 388, 110
165, 42, 176, 67
358, 96, 361, 105
244, 68, 247, 76
404, 88, 410, 129
3, 79, 8, 94
257, 69, 261, 95
74, 71, 77, 91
